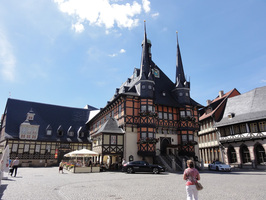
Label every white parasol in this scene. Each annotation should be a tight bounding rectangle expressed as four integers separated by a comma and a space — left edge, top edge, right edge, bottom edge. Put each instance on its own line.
64, 149, 98, 166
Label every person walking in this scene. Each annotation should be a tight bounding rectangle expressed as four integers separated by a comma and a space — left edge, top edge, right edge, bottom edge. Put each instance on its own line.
59, 160, 64, 173
183, 160, 200, 200
11, 157, 19, 177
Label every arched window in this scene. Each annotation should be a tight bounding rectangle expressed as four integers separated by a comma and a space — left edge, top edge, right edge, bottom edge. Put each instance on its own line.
241, 145, 251, 164
255, 144, 265, 164
227, 146, 237, 163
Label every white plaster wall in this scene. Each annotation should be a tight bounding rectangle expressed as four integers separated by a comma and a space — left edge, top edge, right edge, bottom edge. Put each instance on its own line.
124, 126, 140, 162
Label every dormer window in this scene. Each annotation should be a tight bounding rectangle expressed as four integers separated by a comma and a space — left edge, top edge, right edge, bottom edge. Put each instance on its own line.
46, 124, 52, 135
162, 91, 166, 96
78, 126, 85, 138
68, 126, 74, 137
148, 85, 152, 90
26, 109, 35, 121
57, 125, 64, 136
47, 130, 52, 136
142, 85, 146, 89
228, 112, 235, 119
46, 124, 52, 136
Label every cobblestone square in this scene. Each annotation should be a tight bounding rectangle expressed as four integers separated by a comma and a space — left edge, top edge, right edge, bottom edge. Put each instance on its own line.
0, 167, 266, 200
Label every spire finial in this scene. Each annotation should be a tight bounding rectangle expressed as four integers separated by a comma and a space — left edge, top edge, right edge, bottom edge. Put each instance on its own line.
144, 20, 147, 33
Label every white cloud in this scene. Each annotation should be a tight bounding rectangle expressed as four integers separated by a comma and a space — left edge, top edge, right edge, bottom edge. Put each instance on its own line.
0, 30, 16, 82
142, 0, 150, 13
108, 53, 118, 57
151, 12, 159, 18
261, 79, 266, 83
120, 49, 126, 53
53, 0, 151, 32
109, 48, 126, 57
72, 22, 85, 33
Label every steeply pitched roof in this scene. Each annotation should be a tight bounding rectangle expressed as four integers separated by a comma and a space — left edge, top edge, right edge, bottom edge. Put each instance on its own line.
105, 32, 201, 108
215, 86, 266, 127
199, 89, 240, 121
175, 32, 187, 88
93, 117, 124, 136
2, 98, 98, 142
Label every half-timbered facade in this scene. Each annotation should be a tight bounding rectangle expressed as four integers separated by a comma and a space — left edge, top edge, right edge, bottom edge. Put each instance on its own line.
0, 98, 97, 166
87, 25, 202, 167
198, 89, 240, 164
216, 86, 266, 169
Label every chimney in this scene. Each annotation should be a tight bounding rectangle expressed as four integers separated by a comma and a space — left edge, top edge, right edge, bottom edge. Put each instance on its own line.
206, 100, 211, 106
219, 90, 224, 98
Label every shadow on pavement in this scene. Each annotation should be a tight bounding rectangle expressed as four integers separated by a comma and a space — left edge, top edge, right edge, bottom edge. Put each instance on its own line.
0, 184, 8, 199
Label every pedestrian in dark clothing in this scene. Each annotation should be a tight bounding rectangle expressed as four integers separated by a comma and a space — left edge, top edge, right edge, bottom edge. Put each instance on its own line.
11, 157, 19, 177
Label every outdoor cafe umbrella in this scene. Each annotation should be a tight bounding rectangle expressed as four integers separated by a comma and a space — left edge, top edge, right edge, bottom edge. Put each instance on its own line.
64, 149, 98, 166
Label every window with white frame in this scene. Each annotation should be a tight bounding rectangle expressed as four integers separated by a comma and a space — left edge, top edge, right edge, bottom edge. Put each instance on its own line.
180, 111, 186, 117
158, 112, 163, 119
182, 135, 187, 142
169, 113, 173, 120
189, 134, 193, 141
148, 105, 154, 112
141, 105, 146, 111
24, 144, 29, 152
148, 132, 153, 138
141, 132, 147, 138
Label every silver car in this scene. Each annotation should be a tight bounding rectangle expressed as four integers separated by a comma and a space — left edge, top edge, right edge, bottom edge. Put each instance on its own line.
208, 161, 231, 171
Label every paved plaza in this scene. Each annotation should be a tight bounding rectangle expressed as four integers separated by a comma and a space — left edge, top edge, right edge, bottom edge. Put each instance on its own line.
0, 167, 266, 200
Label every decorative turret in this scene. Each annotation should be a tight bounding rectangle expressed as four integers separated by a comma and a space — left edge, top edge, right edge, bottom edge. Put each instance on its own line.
137, 21, 155, 99
172, 31, 191, 104
139, 21, 152, 81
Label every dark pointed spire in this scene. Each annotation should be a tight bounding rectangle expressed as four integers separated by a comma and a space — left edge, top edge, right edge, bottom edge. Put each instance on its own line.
175, 31, 186, 88
139, 20, 151, 80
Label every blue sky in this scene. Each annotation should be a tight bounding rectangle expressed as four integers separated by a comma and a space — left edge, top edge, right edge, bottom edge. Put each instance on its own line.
0, 0, 266, 114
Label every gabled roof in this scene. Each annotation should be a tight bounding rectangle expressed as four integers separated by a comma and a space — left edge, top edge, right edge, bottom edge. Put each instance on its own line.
215, 86, 266, 127
2, 98, 98, 142
199, 88, 240, 121
93, 117, 124, 137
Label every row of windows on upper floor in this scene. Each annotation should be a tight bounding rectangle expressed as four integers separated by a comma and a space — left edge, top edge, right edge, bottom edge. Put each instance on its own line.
219, 121, 266, 137
200, 119, 214, 130
139, 132, 194, 142
46, 125, 86, 138
198, 132, 218, 143
91, 105, 193, 132
140, 106, 192, 116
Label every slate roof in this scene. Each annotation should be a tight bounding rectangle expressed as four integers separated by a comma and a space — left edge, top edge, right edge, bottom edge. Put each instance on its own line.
2, 98, 98, 143
107, 31, 202, 108
215, 86, 266, 127
93, 117, 124, 137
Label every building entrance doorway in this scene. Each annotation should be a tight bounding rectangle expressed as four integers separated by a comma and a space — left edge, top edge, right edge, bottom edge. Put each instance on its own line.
160, 137, 171, 155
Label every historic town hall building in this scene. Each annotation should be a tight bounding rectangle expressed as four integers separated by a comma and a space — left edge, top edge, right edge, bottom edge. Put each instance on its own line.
87, 25, 202, 169
0, 99, 97, 166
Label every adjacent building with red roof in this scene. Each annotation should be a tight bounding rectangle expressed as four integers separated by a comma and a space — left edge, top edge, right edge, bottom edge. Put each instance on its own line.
198, 89, 240, 164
